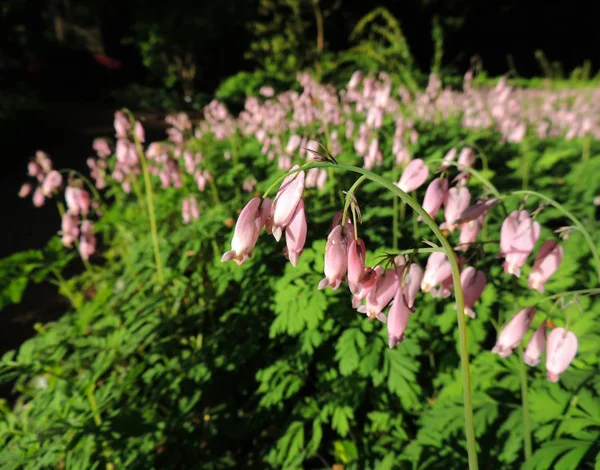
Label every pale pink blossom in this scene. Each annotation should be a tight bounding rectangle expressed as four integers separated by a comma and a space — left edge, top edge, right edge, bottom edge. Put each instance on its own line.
524, 321, 547, 366
546, 328, 578, 382
421, 252, 452, 293
528, 240, 563, 293
456, 198, 498, 225
92, 138, 112, 158
347, 238, 366, 294
443, 186, 471, 231
114, 111, 130, 138
41, 170, 63, 196
458, 215, 484, 250
79, 221, 96, 260
60, 213, 80, 247
19, 183, 33, 198
387, 285, 410, 348
283, 199, 307, 267
32, 187, 45, 207
318, 225, 349, 291
403, 263, 423, 309
500, 210, 541, 276
421, 177, 448, 219
358, 268, 399, 321
460, 266, 486, 318
270, 165, 305, 241
221, 197, 267, 265
396, 159, 429, 193
492, 307, 536, 357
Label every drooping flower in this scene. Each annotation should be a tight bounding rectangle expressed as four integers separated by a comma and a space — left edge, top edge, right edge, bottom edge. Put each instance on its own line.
403, 263, 423, 309
421, 177, 448, 219
41, 170, 63, 196
439, 148, 457, 170
19, 183, 33, 198
458, 215, 484, 250
443, 186, 471, 232
79, 220, 96, 260
221, 197, 267, 265
500, 210, 540, 276
387, 286, 410, 348
460, 266, 486, 318
457, 147, 476, 169
358, 268, 399, 321
546, 327, 578, 382
270, 165, 305, 241
60, 213, 80, 247
396, 159, 429, 193
65, 186, 91, 216
32, 187, 45, 207
92, 138, 112, 158
524, 321, 547, 366
347, 238, 366, 295
283, 199, 307, 267
318, 225, 348, 291
421, 252, 452, 292
114, 111, 130, 139
492, 307, 536, 357
135, 121, 145, 142
528, 240, 563, 293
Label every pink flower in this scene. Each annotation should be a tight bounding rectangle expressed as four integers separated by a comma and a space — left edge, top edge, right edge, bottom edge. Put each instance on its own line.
347, 238, 366, 294
36, 151, 53, 173
60, 213, 80, 247
348, 71, 363, 90
460, 266, 486, 318
421, 178, 448, 219
546, 328, 578, 382
65, 187, 91, 216
270, 165, 305, 241
283, 199, 307, 267
457, 148, 475, 169
41, 170, 63, 196
221, 197, 267, 265
500, 210, 541, 277
32, 187, 45, 207
286, 134, 302, 154
396, 159, 429, 193
456, 198, 498, 225
318, 225, 349, 291
114, 111, 130, 138
19, 183, 33, 198
439, 148, 457, 170
528, 240, 563, 293
524, 321, 547, 366
491, 307, 536, 357
182, 198, 192, 224
259, 86, 275, 97
28, 161, 41, 177
135, 121, 145, 142
458, 215, 484, 250
358, 268, 399, 321
79, 221, 96, 260
387, 285, 410, 348
421, 252, 452, 292
92, 138, 112, 158
443, 186, 471, 232
403, 263, 423, 309
189, 197, 200, 221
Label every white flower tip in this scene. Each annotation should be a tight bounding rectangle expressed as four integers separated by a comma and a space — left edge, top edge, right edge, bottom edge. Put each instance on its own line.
272, 227, 283, 242
317, 278, 329, 290
221, 250, 236, 263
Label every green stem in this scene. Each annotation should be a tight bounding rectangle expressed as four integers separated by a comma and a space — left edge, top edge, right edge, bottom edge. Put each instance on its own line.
392, 165, 401, 250
267, 162, 478, 469
518, 345, 533, 461
131, 175, 147, 214
127, 113, 164, 284
209, 178, 221, 205
537, 288, 600, 304
510, 190, 600, 283
341, 175, 368, 226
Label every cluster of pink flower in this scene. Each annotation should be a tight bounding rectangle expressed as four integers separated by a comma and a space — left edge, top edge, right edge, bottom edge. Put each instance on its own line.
19, 150, 97, 260
19, 151, 63, 207
89, 138, 111, 189
222, 142, 575, 380
62, 184, 96, 259
111, 111, 145, 194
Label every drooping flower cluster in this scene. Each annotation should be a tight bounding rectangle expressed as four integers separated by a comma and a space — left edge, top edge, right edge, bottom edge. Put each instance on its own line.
492, 308, 578, 382
20, 151, 63, 207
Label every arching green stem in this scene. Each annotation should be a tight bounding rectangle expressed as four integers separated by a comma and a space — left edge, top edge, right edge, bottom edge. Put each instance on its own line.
510, 190, 600, 283
341, 175, 368, 226
537, 288, 600, 304
265, 162, 478, 470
